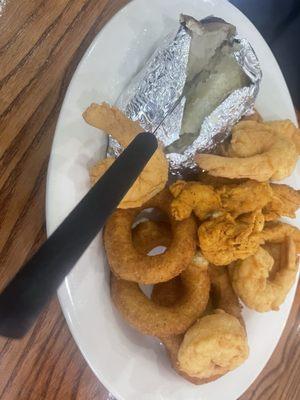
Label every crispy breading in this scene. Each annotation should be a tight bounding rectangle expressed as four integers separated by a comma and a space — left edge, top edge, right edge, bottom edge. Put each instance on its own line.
198, 211, 265, 265
169, 181, 221, 221
217, 180, 273, 216
177, 312, 249, 381
263, 184, 300, 221
83, 102, 141, 147
111, 255, 210, 337
265, 119, 300, 154
230, 237, 298, 312
196, 121, 298, 181
261, 221, 300, 253
84, 102, 168, 208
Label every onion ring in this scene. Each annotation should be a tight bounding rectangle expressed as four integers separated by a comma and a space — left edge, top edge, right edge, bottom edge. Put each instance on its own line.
104, 189, 197, 284
132, 220, 171, 254
110, 254, 210, 337
157, 266, 247, 384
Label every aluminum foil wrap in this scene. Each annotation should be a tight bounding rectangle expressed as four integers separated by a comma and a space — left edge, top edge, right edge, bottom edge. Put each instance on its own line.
109, 15, 262, 174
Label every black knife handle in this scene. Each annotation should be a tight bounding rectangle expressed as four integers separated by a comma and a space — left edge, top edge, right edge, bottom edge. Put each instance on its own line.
0, 132, 158, 338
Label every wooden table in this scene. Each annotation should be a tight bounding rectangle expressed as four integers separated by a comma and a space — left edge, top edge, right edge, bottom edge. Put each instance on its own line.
0, 1, 299, 399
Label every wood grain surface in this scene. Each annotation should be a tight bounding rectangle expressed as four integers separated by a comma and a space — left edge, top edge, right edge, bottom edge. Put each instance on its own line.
0, 1, 299, 399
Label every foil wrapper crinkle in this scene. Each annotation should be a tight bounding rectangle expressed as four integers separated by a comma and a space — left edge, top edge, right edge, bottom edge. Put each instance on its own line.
109, 14, 262, 174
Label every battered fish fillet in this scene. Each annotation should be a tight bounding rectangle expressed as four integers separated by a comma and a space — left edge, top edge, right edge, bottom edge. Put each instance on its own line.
198, 211, 265, 265
263, 184, 300, 221
217, 180, 273, 217
84, 102, 168, 208
169, 181, 221, 221
196, 121, 298, 182
230, 237, 298, 312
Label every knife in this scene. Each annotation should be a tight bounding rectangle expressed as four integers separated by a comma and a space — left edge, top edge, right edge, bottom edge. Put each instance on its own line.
0, 132, 158, 339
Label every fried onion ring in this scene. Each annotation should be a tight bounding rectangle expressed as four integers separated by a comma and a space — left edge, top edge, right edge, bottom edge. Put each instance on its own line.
230, 237, 298, 312
158, 267, 247, 384
104, 189, 197, 284
132, 220, 171, 254
110, 254, 210, 337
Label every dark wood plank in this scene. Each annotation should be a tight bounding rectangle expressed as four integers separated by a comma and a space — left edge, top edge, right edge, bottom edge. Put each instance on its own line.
0, 1, 299, 399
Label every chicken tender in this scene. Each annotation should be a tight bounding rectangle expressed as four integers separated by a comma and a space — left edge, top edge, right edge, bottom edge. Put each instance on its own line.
217, 180, 273, 217
198, 211, 265, 265
208, 266, 244, 327
169, 181, 221, 221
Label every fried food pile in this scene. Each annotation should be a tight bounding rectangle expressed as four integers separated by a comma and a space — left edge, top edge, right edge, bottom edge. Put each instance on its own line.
84, 103, 299, 384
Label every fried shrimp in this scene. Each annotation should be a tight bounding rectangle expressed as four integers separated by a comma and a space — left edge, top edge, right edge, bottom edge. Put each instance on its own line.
196, 121, 298, 182
265, 119, 300, 154
261, 221, 300, 253
104, 189, 197, 284
111, 254, 210, 337
230, 237, 298, 312
198, 211, 265, 265
177, 312, 249, 381
84, 102, 168, 208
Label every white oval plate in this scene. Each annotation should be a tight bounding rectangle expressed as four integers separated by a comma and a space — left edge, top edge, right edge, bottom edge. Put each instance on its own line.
46, 1, 299, 399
